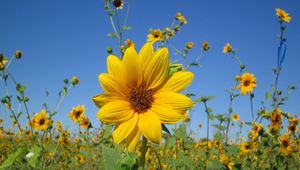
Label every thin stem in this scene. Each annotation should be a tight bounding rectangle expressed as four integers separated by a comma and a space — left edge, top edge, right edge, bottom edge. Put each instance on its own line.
122, 0, 131, 28
109, 15, 120, 40
139, 136, 148, 169
225, 94, 233, 145
152, 146, 162, 170
203, 101, 210, 160
250, 93, 254, 121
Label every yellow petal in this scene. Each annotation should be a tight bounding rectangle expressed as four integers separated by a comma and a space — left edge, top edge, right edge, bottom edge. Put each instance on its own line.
139, 42, 154, 68
107, 55, 125, 84
154, 92, 194, 113
122, 46, 142, 87
151, 104, 187, 124
97, 100, 134, 123
98, 73, 128, 97
113, 113, 138, 144
126, 125, 141, 152
157, 71, 194, 93
92, 93, 125, 108
138, 110, 162, 144
144, 48, 169, 89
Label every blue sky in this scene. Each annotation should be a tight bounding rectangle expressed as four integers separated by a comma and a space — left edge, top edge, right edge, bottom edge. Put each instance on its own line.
0, 0, 299, 138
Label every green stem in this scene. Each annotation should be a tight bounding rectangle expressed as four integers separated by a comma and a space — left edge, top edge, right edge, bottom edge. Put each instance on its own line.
139, 136, 148, 169
203, 101, 210, 160
152, 146, 162, 170
250, 93, 254, 121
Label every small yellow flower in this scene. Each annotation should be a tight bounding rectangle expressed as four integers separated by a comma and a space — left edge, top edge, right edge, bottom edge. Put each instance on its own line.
231, 113, 240, 122
165, 27, 175, 37
186, 42, 194, 49
125, 39, 135, 48
76, 154, 85, 164
249, 122, 263, 141
236, 72, 256, 95
223, 43, 232, 53
227, 162, 234, 170
31, 110, 50, 131
14, 50, 23, 59
71, 76, 80, 85
175, 12, 188, 25
0, 56, 8, 70
280, 134, 292, 155
270, 108, 282, 133
147, 29, 163, 43
69, 105, 85, 124
287, 117, 298, 134
276, 8, 291, 23
56, 121, 62, 132
240, 142, 251, 154
79, 116, 91, 129
203, 41, 209, 51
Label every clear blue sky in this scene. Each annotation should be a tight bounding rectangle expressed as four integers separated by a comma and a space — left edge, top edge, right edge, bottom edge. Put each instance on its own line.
0, 0, 299, 138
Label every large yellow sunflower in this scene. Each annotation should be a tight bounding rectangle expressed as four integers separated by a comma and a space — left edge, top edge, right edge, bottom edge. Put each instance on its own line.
93, 42, 194, 151
236, 72, 256, 95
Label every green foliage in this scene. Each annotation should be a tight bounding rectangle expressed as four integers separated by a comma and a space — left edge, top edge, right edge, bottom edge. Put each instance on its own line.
0, 147, 27, 169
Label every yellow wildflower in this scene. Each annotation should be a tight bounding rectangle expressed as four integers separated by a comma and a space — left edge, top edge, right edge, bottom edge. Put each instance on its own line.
93, 42, 194, 151
270, 108, 282, 133
223, 43, 232, 53
231, 113, 240, 122
68, 105, 85, 124
76, 154, 85, 164
71, 76, 80, 85
79, 116, 91, 129
31, 110, 50, 131
236, 72, 256, 95
240, 142, 251, 154
186, 42, 194, 49
125, 39, 135, 48
203, 41, 209, 51
280, 134, 292, 155
147, 29, 163, 43
0, 56, 8, 70
275, 8, 291, 23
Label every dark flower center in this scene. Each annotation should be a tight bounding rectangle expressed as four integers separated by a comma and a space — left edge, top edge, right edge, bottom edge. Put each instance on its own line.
245, 144, 250, 150
39, 118, 45, 125
243, 80, 250, 86
282, 140, 289, 148
129, 87, 153, 113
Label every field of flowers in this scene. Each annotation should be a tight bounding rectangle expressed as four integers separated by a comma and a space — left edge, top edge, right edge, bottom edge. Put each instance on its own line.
0, 1, 299, 170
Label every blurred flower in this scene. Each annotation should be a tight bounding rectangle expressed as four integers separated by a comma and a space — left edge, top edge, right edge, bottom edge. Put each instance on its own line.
203, 41, 209, 51
165, 27, 175, 37
113, 0, 124, 10
14, 50, 23, 59
287, 117, 298, 134
275, 8, 291, 23
147, 29, 163, 43
125, 39, 135, 48
186, 42, 194, 49
175, 12, 188, 25
79, 116, 91, 129
76, 154, 85, 164
232, 113, 240, 122
249, 122, 263, 141
31, 110, 50, 131
0, 56, 8, 70
280, 134, 292, 155
270, 108, 282, 133
56, 121, 62, 132
223, 43, 232, 53
240, 142, 251, 154
71, 76, 80, 86
93, 42, 194, 151
236, 72, 256, 95
69, 105, 85, 124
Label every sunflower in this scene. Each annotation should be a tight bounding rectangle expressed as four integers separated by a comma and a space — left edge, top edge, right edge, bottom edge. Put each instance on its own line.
280, 134, 292, 155
76, 154, 85, 164
147, 29, 163, 43
93, 42, 194, 151
270, 108, 282, 133
240, 142, 251, 154
79, 116, 91, 129
231, 113, 240, 122
56, 121, 62, 132
223, 43, 232, 53
69, 105, 85, 124
32, 110, 50, 131
0, 56, 8, 70
275, 8, 291, 23
287, 117, 299, 134
186, 42, 194, 49
250, 122, 263, 141
236, 72, 256, 95
203, 41, 209, 51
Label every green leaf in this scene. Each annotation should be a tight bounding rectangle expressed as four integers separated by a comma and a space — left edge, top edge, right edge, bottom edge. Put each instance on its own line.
173, 124, 187, 139
0, 147, 27, 169
103, 125, 114, 139
165, 136, 176, 149
162, 124, 171, 135
101, 144, 122, 170
208, 114, 215, 120
265, 92, 272, 101
27, 145, 42, 168
120, 152, 137, 170
212, 124, 225, 131
207, 160, 225, 169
